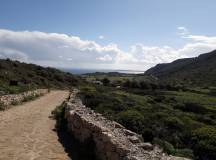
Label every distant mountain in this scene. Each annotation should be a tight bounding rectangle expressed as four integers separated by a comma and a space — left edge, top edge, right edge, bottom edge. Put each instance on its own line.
145, 50, 216, 86
0, 58, 79, 89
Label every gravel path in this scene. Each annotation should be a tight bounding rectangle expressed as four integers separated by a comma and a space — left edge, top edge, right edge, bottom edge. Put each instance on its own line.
0, 90, 70, 160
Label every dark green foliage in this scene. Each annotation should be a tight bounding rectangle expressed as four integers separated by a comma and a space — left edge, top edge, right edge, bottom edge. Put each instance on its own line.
174, 148, 194, 159
51, 102, 67, 129
101, 77, 110, 86
139, 81, 152, 90
0, 101, 5, 110
164, 116, 184, 130
142, 128, 154, 142
209, 88, 216, 96
79, 85, 216, 159
153, 139, 194, 158
22, 94, 40, 102
122, 79, 185, 92
0, 59, 79, 94
175, 103, 209, 114
145, 50, 216, 87
0, 85, 31, 94
153, 139, 176, 155
192, 126, 216, 160
117, 110, 144, 133
11, 100, 20, 106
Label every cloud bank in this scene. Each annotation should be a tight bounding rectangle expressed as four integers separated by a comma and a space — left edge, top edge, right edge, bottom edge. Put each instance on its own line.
0, 28, 215, 71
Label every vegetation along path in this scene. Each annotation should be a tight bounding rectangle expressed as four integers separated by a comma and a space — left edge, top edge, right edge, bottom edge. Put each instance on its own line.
0, 90, 70, 160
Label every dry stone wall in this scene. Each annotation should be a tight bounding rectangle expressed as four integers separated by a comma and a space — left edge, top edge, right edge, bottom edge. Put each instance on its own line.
65, 89, 190, 160
0, 89, 48, 106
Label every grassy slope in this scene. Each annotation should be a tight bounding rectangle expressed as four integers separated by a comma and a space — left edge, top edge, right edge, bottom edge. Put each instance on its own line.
79, 84, 216, 159
0, 59, 79, 94
145, 50, 216, 86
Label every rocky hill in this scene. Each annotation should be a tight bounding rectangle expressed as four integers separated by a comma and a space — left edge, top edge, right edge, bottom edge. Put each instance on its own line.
145, 50, 216, 86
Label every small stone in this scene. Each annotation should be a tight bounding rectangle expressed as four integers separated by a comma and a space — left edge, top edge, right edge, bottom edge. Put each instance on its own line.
124, 129, 136, 136
138, 142, 153, 150
129, 136, 141, 143
113, 122, 125, 129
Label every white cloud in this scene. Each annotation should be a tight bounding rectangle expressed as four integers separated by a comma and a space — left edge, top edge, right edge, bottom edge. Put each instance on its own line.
0, 29, 120, 69
98, 35, 105, 39
97, 54, 112, 61
0, 28, 215, 71
185, 35, 216, 43
177, 26, 190, 36
0, 48, 28, 61
67, 58, 73, 61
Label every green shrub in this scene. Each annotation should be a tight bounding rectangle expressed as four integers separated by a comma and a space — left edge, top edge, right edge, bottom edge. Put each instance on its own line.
0, 101, 6, 110
153, 138, 176, 155
142, 128, 154, 142
79, 84, 216, 159
117, 110, 144, 133
101, 78, 110, 86
11, 100, 20, 105
209, 89, 216, 96
165, 117, 184, 130
192, 126, 216, 160
153, 95, 165, 102
163, 141, 176, 155
7, 86, 30, 94
153, 138, 194, 158
175, 148, 194, 159
176, 102, 208, 114
51, 102, 67, 129
22, 94, 39, 102
139, 81, 152, 90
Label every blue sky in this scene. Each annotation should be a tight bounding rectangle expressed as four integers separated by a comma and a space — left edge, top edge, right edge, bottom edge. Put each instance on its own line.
0, 0, 216, 70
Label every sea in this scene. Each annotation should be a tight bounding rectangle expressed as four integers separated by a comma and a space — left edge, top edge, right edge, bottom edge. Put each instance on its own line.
61, 68, 145, 75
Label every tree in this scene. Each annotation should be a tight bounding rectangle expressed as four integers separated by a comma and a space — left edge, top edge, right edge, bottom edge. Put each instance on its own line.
117, 110, 144, 133
101, 77, 110, 86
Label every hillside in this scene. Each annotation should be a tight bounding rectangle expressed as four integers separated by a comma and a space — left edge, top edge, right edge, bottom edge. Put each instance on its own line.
0, 58, 79, 94
145, 50, 216, 86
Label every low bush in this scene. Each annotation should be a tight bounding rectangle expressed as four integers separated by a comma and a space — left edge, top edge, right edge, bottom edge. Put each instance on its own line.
153, 139, 194, 158
0, 101, 5, 110
79, 85, 215, 159
101, 78, 110, 86
174, 148, 194, 159
164, 117, 184, 130
11, 100, 20, 105
22, 94, 39, 102
117, 110, 144, 133
175, 102, 208, 114
51, 102, 67, 129
209, 89, 216, 96
142, 128, 154, 142
153, 138, 176, 155
192, 126, 216, 160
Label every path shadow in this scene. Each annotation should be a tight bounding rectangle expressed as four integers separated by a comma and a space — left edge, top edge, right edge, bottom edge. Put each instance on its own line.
50, 106, 97, 160
54, 126, 97, 160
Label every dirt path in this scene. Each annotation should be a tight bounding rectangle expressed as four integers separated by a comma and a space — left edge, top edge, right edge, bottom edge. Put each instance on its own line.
0, 90, 71, 160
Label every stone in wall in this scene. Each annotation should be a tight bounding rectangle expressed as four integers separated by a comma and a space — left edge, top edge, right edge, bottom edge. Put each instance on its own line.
0, 89, 48, 106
